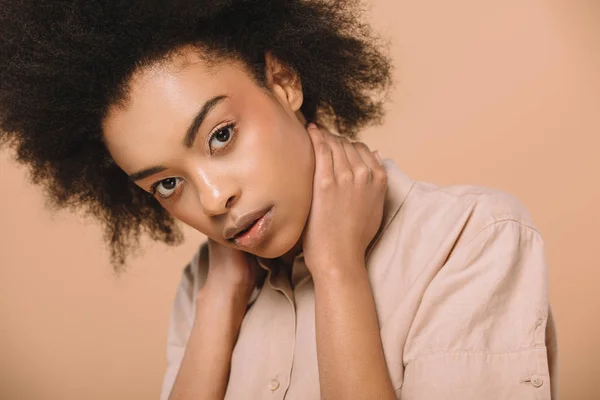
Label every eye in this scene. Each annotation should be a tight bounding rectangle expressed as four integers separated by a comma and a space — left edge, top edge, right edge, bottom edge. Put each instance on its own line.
208, 123, 235, 153
152, 177, 182, 198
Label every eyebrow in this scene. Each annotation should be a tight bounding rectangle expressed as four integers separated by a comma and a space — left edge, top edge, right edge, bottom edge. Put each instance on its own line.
183, 95, 228, 148
129, 94, 228, 182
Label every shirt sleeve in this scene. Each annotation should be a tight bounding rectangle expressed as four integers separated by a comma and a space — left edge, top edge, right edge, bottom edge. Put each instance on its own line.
399, 220, 555, 399
159, 264, 195, 400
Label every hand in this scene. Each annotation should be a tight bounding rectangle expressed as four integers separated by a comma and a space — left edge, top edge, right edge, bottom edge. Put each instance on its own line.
201, 238, 258, 309
302, 123, 388, 274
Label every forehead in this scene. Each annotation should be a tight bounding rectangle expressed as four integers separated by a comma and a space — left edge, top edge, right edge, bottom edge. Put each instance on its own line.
112, 48, 253, 122
102, 48, 258, 170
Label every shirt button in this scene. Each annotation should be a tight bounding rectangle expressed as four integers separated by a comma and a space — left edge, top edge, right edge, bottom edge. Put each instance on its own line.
269, 378, 280, 391
530, 375, 544, 388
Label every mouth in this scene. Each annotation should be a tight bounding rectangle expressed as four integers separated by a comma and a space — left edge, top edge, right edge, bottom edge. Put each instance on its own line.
230, 207, 274, 249
233, 217, 261, 238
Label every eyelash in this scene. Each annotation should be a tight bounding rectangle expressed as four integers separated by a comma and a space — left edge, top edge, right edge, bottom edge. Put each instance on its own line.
205, 121, 237, 155
149, 179, 179, 197
148, 122, 238, 198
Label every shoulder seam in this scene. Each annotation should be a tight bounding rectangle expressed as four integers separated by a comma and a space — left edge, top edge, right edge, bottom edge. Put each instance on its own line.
466, 218, 541, 246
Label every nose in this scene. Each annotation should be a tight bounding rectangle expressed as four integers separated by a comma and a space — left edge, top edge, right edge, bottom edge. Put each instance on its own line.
194, 169, 240, 217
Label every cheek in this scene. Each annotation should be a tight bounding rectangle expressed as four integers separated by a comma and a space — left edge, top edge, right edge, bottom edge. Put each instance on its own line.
273, 126, 315, 208
268, 117, 312, 165
283, 128, 315, 181
160, 190, 214, 234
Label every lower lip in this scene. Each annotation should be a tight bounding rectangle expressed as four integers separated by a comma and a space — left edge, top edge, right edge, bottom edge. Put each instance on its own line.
233, 208, 273, 249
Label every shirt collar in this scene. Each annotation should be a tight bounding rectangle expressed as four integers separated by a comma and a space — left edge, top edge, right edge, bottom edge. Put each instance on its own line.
256, 158, 414, 286
365, 158, 415, 258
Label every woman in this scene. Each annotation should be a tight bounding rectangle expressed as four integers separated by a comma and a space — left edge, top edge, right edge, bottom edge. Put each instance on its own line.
0, 0, 556, 399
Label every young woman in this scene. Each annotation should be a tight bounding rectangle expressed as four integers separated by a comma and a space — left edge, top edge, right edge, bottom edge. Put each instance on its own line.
0, 1, 556, 399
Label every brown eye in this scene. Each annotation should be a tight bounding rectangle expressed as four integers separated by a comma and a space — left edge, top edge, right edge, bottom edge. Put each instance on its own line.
215, 128, 230, 142
209, 124, 234, 151
155, 177, 181, 198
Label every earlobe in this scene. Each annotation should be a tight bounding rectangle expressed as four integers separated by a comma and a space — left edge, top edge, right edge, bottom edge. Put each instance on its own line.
265, 52, 303, 112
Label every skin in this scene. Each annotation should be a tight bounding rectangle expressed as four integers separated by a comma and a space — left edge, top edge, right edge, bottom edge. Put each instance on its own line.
103, 46, 396, 399
103, 46, 313, 263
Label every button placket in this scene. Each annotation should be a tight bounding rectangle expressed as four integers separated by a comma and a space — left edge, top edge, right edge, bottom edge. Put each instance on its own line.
263, 263, 297, 398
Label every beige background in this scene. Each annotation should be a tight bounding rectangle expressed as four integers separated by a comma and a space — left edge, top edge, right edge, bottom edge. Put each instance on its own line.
1, 0, 599, 398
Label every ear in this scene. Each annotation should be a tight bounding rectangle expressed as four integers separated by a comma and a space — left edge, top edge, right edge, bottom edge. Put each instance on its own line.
265, 52, 303, 112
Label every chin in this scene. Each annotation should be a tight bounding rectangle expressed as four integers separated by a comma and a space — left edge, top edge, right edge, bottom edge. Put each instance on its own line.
255, 228, 303, 260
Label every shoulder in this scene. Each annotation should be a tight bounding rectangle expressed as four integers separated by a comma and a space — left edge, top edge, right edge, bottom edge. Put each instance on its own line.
176, 241, 209, 300
400, 178, 539, 244
372, 161, 543, 266
371, 166, 544, 273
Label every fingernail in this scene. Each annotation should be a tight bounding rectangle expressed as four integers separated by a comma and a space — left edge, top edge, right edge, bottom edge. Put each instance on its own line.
307, 122, 317, 130
374, 151, 383, 163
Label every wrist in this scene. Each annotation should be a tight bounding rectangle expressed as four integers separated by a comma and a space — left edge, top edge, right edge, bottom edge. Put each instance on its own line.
196, 283, 249, 324
309, 254, 367, 285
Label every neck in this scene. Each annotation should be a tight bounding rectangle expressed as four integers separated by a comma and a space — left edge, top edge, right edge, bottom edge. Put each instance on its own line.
278, 234, 304, 269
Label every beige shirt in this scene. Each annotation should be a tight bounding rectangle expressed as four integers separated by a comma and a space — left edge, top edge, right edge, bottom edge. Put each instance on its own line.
160, 159, 557, 400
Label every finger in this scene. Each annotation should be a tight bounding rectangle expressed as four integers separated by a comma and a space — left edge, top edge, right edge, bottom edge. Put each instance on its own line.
307, 123, 334, 183
343, 140, 373, 183
371, 150, 384, 167
323, 132, 353, 181
354, 142, 387, 183
353, 141, 380, 169
342, 138, 364, 168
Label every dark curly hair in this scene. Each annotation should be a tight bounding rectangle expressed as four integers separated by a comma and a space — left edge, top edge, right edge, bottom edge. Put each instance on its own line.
0, 0, 392, 269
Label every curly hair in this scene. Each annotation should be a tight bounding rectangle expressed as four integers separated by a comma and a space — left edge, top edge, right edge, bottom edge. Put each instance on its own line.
0, 0, 392, 269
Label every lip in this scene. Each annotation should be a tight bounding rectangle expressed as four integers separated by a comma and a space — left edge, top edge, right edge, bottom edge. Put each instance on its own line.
223, 206, 272, 240
231, 207, 274, 249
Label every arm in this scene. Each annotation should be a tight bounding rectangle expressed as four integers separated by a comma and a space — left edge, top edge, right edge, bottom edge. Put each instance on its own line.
167, 285, 247, 400
400, 220, 554, 399
161, 240, 257, 400
312, 257, 396, 400
302, 123, 394, 399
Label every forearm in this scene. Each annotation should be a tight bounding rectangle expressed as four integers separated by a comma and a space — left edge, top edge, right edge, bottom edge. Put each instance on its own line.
312, 259, 396, 400
168, 289, 244, 400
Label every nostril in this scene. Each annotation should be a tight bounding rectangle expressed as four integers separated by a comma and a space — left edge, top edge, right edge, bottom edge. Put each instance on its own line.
226, 195, 236, 208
